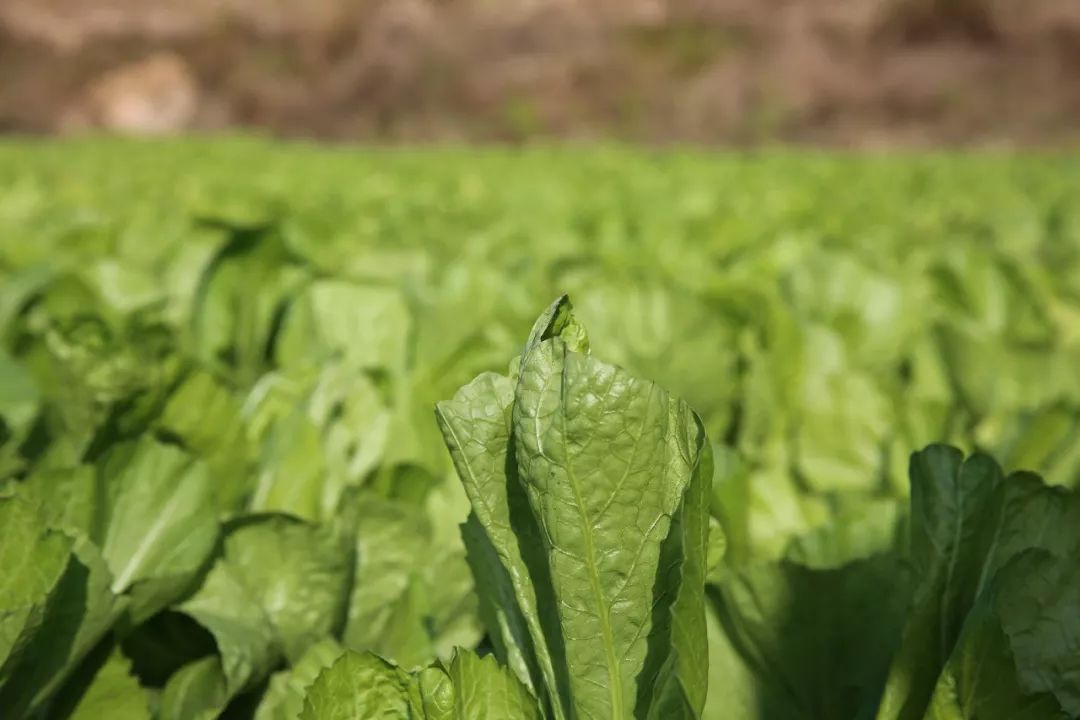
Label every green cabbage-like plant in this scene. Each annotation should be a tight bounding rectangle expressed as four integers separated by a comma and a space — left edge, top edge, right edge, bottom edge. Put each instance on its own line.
299, 295, 713, 719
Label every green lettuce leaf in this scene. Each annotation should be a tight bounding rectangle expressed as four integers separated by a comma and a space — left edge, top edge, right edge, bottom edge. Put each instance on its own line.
155, 369, 253, 514
67, 648, 152, 720
186, 514, 352, 661
437, 371, 567, 718
0, 348, 40, 479
255, 639, 345, 720
994, 551, 1080, 715
300, 649, 539, 720
159, 656, 228, 720
94, 439, 219, 623
0, 531, 125, 716
299, 651, 416, 720
417, 649, 543, 720
437, 296, 711, 719
923, 591, 1065, 720
341, 495, 478, 671
172, 514, 352, 716
877, 445, 1080, 720
0, 495, 72, 681
708, 555, 911, 720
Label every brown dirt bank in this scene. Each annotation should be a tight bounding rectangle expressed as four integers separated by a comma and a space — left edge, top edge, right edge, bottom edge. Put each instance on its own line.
2, 0, 1079, 147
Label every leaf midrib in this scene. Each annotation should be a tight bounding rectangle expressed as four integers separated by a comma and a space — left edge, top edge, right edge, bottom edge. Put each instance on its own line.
939, 470, 966, 664
110, 486, 186, 593
436, 395, 566, 720
554, 351, 624, 719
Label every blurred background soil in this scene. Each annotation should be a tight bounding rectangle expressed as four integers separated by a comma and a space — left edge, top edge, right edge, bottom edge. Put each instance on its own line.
1, 0, 1078, 147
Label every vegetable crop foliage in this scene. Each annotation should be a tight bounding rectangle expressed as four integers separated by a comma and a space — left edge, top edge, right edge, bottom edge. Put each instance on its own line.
2, 142, 1080, 719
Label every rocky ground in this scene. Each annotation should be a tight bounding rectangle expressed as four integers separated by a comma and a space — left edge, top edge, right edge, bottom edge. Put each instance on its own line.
1, 0, 1078, 146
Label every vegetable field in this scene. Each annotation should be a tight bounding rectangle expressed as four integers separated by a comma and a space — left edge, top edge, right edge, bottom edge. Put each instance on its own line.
1, 139, 1079, 719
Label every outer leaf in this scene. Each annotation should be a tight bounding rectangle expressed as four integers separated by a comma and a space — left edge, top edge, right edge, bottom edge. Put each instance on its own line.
795, 326, 891, 494
924, 601, 1065, 720
299, 651, 415, 720
217, 515, 352, 662
0, 533, 125, 716
0, 343, 39, 423
249, 406, 327, 522
15, 465, 97, 537
877, 447, 1002, 720
877, 446, 1080, 720
156, 369, 252, 513
642, 441, 712, 719
343, 499, 432, 666
368, 576, 435, 672
0, 348, 39, 478
711, 555, 911, 720
68, 648, 152, 720
709, 443, 826, 564
440, 649, 542, 719
95, 439, 219, 622
437, 372, 567, 718
340, 493, 479, 671
460, 513, 540, 697
785, 497, 905, 569
159, 656, 229, 720
971, 472, 1080, 591
309, 364, 394, 502
276, 280, 410, 374
415, 665, 455, 720
512, 327, 704, 719
191, 222, 308, 386
299, 649, 539, 720
995, 551, 1080, 714
702, 603, 758, 720
179, 514, 351, 704
0, 496, 71, 680
255, 639, 345, 720
13, 441, 219, 626
178, 560, 280, 700
118, 610, 217, 688
422, 545, 482, 665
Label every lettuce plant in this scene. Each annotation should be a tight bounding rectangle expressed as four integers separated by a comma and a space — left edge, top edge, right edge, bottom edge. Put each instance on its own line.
299, 298, 1080, 720
4, 289, 1080, 720
299, 296, 713, 718
707, 444, 1080, 720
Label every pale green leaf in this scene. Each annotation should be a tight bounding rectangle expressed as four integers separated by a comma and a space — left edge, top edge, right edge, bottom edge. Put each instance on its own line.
95, 439, 219, 623
0, 533, 125, 716
439, 649, 541, 719
642, 441, 712, 718
299, 651, 415, 720
275, 280, 410, 374
159, 656, 229, 720
343, 499, 432, 666
437, 371, 566, 718
179, 560, 280, 698
513, 321, 705, 719
218, 516, 352, 662
15, 465, 97, 537
256, 639, 345, 720
0, 496, 72, 680
156, 369, 252, 513
68, 648, 152, 720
